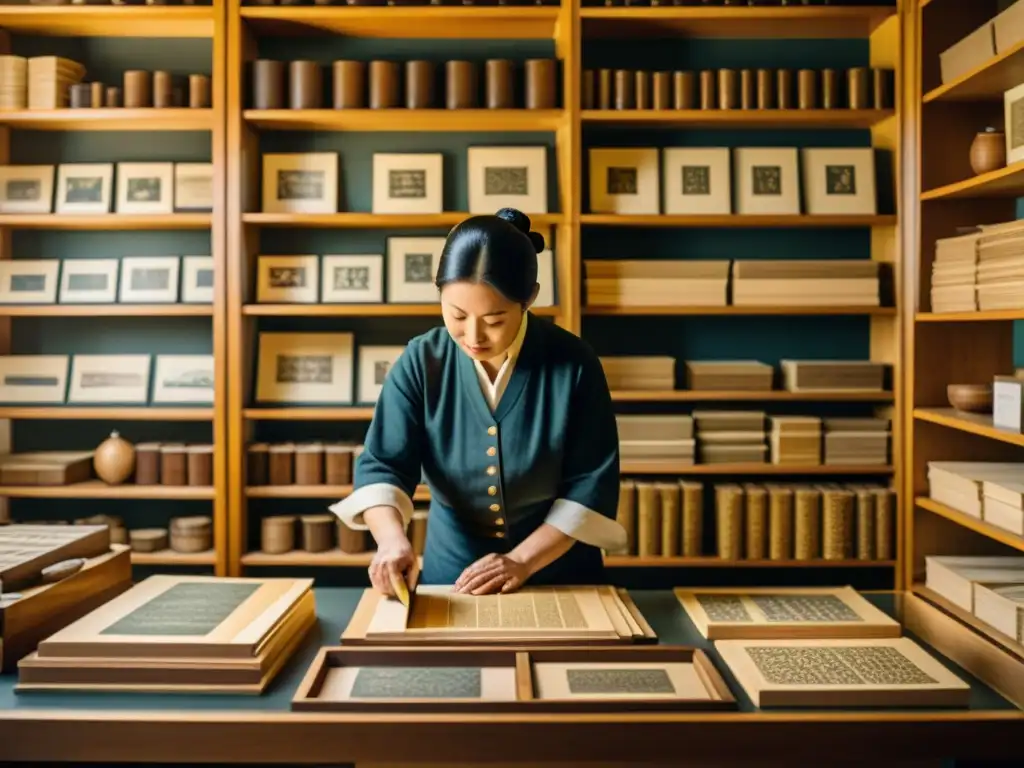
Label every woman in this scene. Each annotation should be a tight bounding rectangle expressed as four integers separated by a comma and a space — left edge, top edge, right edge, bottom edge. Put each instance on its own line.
331, 208, 625, 597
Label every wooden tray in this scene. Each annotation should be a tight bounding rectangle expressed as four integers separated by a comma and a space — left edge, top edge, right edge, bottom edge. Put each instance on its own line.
292, 645, 735, 713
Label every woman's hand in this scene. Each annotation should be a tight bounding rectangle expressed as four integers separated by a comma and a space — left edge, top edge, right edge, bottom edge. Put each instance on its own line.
453, 553, 530, 595
368, 534, 415, 597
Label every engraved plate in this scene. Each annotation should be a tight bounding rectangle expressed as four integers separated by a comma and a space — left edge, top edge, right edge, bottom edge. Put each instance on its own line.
567, 668, 676, 695
100, 582, 260, 636
350, 666, 482, 698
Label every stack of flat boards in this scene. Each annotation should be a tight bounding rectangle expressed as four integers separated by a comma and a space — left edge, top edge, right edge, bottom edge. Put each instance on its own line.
694, 410, 766, 465
927, 462, 1024, 518
924, 555, 1024, 613
685, 361, 773, 391
823, 417, 890, 465
599, 356, 675, 391
0, 523, 110, 592
17, 575, 317, 694
930, 230, 979, 313
730, 260, 879, 307
982, 478, 1024, 536
977, 219, 1024, 311
27, 56, 85, 109
781, 360, 886, 393
0, 55, 26, 109
769, 416, 822, 465
616, 415, 694, 466
342, 585, 656, 646
585, 260, 729, 308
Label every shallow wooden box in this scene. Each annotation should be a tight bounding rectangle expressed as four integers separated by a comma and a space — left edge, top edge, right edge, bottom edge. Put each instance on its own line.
292, 645, 736, 714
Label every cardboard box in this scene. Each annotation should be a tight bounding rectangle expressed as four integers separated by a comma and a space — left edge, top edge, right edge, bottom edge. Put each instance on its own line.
995, 0, 1024, 54
940, 21, 996, 84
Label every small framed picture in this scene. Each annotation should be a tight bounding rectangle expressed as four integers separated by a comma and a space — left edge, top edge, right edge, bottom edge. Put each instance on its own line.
801, 148, 877, 215
181, 255, 214, 304
386, 237, 445, 303
118, 256, 181, 304
467, 146, 548, 214
357, 345, 405, 404
152, 354, 214, 404
588, 148, 660, 215
0, 260, 59, 304
255, 332, 354, 404
1004, 83, 1024, 166
0, 165, 54, 214
58, 258, 119, 304
174, 162, 214, 212
68, 354, 151, 404
534, 248, 555, 308
734, 147, 800, 215
55, 163, 113, 215
321, 254, 384, 304
262, 152, 338, 214
256, 255, 320, 304
372, 153, 443, 215
662, 148, 731, 215
0, 355, 68, 403
116, 162, 174, 214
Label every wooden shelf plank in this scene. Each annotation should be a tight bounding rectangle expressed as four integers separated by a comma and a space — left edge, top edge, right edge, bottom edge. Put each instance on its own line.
245, 109, 566, 132
0, 407, 213, 421
917, 310, 1024, 322
584, 305, 895, 316
580, 214, 896, 228
921, 162, 1024, 200
0, 108, 213, 131
246, 484, 430, 501
604, 556, 897, 568
916, 497, 1024, 554
242, 303, 558, 317
924, 39, 1024, 103
0, 304, 212, 317
242, 212, 563, 228
913, 407, 1024, 448
0, 214, 211, 230
241, 550, 379, 567
610, 390, 894, 403
0, 481, 214, 499
913, 584, 1024, 662
244, 407, 375, 421
620, 462, 893, 475
131, 549, 216, 566
582, 109, 893, 129
0, 6, 214, 37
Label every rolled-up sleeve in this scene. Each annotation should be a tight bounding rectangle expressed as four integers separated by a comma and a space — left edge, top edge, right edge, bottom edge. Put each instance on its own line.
329, 348, 423, 531
544, 352, 627, 554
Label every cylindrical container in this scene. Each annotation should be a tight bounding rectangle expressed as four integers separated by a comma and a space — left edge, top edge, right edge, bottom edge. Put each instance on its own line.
636, 482, 661, 557
776, 68, 793, 109
294, 442, 324, 485
872, 67, 893, 109
134, 442, 161, 485
971, 128, 1007, 174
739, 68, 755, 109
618, 480, 636, 555
130, 528, 168, 553
581, 69, 596, 109
768, 485, 794, 560
90, 81, 104, 108
715, 484, 743, 560
657, 482, 680, 557
699, 69, 716, 110
105, 86, 122, 108
123, 70, 152, 108
160, 444, 188, 486
821, 488, 854, 560
598, 68, 612, 109
793, 487, 821, 560
613, 69, 634, 110
525, 58, 556, 109
368, 60, 400, 109
674, 70, 696, 109
333, 60, 366, 108
337, 519, 367, 553
847, 66, 869, 109
756, 68, 775, 109
717, 68, 737, 109
268, 443, 295, 486
289, 60, 322, 109
855, 488, 876, 561
252, 59, 285, 109
186, 445, 214, 487
652, 71, 671, 110
169, 515, 212, 554
262, 515, 296, 555
69, 83, 92, 108
874, 488, 894, 560
324, 443, 354, 485
680, 481, 703, 557
744, 484, 767, 560
405, 60, 434, 109
445, 60, 477, 109
189, 74, 210, 108
485, 59, 514, 109
153, 70, 174, 108
797, 68, 818, 109
247, 443, 269, 486
634, 70, 650, 110
821, 68, 838, 109
301, 514, 335, 553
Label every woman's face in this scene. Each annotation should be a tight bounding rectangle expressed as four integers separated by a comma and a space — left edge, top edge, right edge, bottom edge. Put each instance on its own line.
441, 281, 532, 362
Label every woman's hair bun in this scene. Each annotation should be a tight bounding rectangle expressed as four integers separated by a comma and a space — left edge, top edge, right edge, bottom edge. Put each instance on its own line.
496, 207, 544, 253
527, 231, 545, 253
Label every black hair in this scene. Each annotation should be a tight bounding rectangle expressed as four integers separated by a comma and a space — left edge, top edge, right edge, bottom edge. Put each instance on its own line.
434, 207, 544, 305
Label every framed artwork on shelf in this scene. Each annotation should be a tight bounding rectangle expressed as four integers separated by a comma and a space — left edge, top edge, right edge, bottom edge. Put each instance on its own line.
152, 354, 214, 405
54, 163, 113, 215
118, 256, 180, 304
357, 345, 405, 404
467, 146, 548, 214
1004, 82, 1024, 166
58, 258, 119, 304
387, 237, 445, 303
262, 152, 338, 214
0, 355, 69, 404
801, 148, 877, 216
662, 148, 731, 215
0, 260, 59, 304
67, 354, 151, 405
181, 255, 214, 304
0, 165, 54, 214
256, 255, 319, 304
372, 153, 443, 215
534, 248, 555, 308
734, 148, 800, 215
588, 148, 659, 215
255, 331, 354, 404
174, 162, 214, 212
115, 162, 175, 215
321, 254, 384, 304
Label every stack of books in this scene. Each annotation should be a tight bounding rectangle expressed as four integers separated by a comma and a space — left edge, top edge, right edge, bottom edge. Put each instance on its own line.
930, 230, 980, 313
925, 555, 1024, 645
823, 417, 890, 465
600, 356, 675, 391
780, 359, 886, 393
976, 219, 1024, 311
694, 410, 767, 465
769, 416, 822, 465
730, 260, 879, 307
585, 260, 730, 308
0, 56, 27, 110
27, 56, 86, 110
616, 415, 694, 467
927, 461, 1024, 518
685, 360, 773, 392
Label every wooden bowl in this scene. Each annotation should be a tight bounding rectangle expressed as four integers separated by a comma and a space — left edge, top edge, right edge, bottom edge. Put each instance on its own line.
947, 384, 993, 413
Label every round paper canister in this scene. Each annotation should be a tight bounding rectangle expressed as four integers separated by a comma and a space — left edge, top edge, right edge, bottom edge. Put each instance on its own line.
652, 71, 670, 110
252, 59, 285, 110
634, 70, 650, 110
405, 60, 434, 109
847, 67, 869, 110
717, 69, 737, 110
446, 60, 478, 109
369, 60, 400, 109
776, 69, 793, 109
485, 59, 514, 109
90, 82, 104, 109
123, 70, 152, 108
581, 69, 595, 110
597, 69, 612, 110
614, 69, 634, 110
333, 60, 366, 109
756, 68, 774, 109
699, 70, 716, 110
740, 69, 755, 109
821, 68, 839, 109
525, 58, 556, 109
153, 70, 174, 108
105, 86, 122, 108
674, 71, 696, 109
69, 83, 92, 109
797, 69, 818, 109
189, 74, 210, 108
289, 60, 322, 109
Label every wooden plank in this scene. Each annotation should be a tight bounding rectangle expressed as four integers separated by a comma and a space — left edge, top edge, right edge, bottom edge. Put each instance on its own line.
0, 109, 213, 131
0, 6, 213, 37
913, 408, 1024, 448
581, 214, 896, 228
915, 496, 1024, 554
582, 109, 893, 129
245, 109, 565, 132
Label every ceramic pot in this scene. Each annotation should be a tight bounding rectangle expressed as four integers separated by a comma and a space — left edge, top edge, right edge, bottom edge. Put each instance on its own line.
94, 430, 135, 485
970, 128, 1006, 175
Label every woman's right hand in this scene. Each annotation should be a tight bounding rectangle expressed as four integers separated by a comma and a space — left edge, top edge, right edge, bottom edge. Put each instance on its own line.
368, 535, 415, 596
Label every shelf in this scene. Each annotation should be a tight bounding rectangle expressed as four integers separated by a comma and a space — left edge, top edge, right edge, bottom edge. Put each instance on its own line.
131, 549, 216, 566
924, 39, 1024, 103
582, 109, 893, 129
580, 214, 896, 228
0, 304, 212, 317
620, 462, 893, 475
913, 407, 1024, 448
240, 6, 561, 39
245, 109, 566, 132
244, 407, 375, 421
580, 5, 895, 39
0, 109, 213, 132
0, 407, 213, 421
0, 214, 211, 230
913, 584, 1024, 662
241, 549, 379, 567
916, 497, 1024, 555
0, 481, 214, 499
604, 556, 896, 568
610, 390, 893, 403
917, 310, 1024, 322
921, 162, 1024, 200
246, 484, 430, 501
242, 303, 558, 317
584, 305, 895, 316
0, 6, 214, 37
242, 212, 563, 228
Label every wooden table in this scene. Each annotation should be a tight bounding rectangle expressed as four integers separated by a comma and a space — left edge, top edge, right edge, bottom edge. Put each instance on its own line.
0, 588, 1021, 766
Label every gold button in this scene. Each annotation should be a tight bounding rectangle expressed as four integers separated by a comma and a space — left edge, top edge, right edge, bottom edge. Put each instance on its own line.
489, 503, 500, 512
487, 425, 497, 436
486, 446, 496, 456
495, 532, 505, 539
488, 485, 497, 496
486, 465, 497, 476
495, 518, 505, 525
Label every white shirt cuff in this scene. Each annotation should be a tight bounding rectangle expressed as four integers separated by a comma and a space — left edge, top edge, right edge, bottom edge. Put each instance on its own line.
545, 498, 628, 554
328, 482, 414, 531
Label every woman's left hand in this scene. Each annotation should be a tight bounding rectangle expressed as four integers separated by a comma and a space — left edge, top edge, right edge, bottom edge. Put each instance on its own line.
453, 553, 530, 595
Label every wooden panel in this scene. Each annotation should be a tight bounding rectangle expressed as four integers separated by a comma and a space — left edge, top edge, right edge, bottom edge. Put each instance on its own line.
911, 321, 1012, 406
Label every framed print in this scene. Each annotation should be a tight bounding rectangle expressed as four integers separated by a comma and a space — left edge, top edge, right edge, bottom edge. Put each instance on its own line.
115, 162, 174, 214
321, 254, 384, 304
174, 162, 214, 212
262, 152, 338, 214
256, 331, 354, 404
58, 258, 119, 304
118, 256, 180, 304
54, 163, 113, 215
0, 260, 59, 304
181, 255, 214, 304
662, 148, 731, 215
801, 148, 877, 215
357, 345, 405, 404
534, 248, 555, 308
0, 355, 68, 404
68, 354, 151, 404
372, 153, 443, 215
734, 147, 800, 215
256, 255, 319, 304
0, 165, 54, 214
1004, 82, 1024, 166
387, 237, 445, 303
467, 146, 548, 214
588, 148, 659, 215
152, 354, 214, 404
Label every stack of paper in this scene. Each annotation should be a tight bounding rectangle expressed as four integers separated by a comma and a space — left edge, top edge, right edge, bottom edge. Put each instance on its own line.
769, 416, 822, 465
694, 410, 766, 465
0, 55, 27, 110
976, 219, 1024, 311
585, 260, 730, 308
925, 555, 1024, 612
930, 230, 979, 313
927, 462, 1024, 518
685, 360, 773, 392
982, 478, 1024, 536
780, 359, 886, 393
27, 56, 85, 110
823, 417, 889, 465
600, 356, 675, 391
617, 415, 694, 466
731, 260, 879, 307
973, 583, 1024, 644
